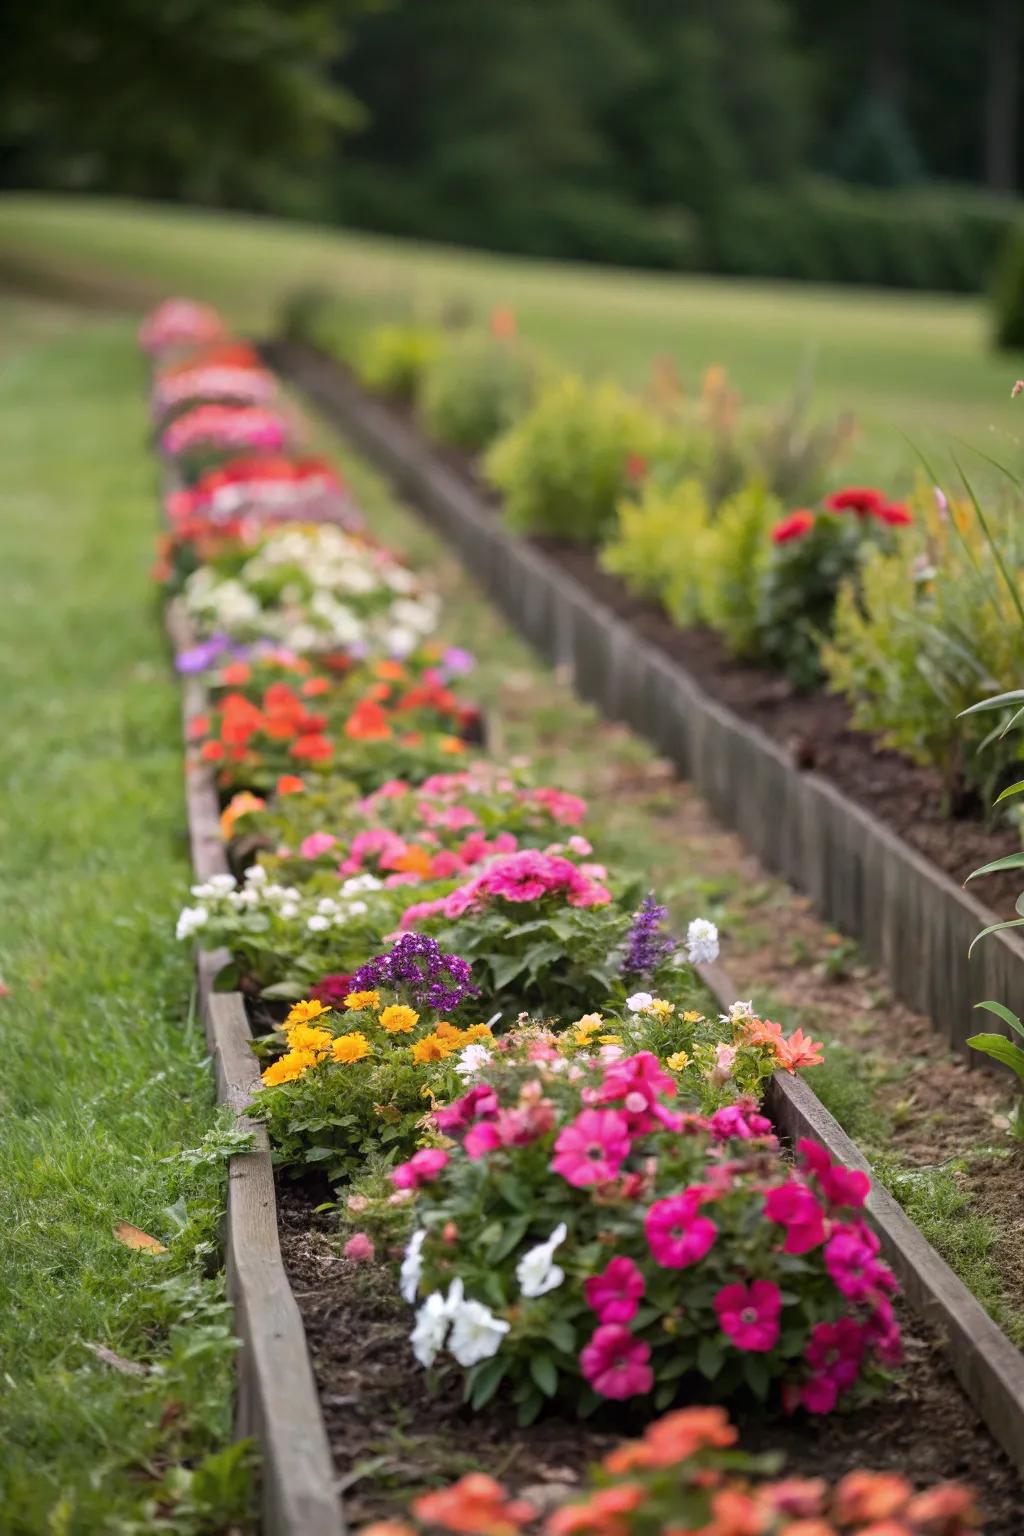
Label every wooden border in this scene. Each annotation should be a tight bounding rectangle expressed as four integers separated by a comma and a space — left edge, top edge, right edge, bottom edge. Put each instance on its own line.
170, 600, 344, 1536
265, 337, 1024, 1062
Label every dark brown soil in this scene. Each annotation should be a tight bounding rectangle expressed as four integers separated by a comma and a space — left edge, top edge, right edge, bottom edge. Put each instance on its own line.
278, 1183, 1024, 1532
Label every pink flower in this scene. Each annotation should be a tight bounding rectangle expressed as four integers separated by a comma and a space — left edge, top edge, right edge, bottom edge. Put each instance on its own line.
567, 835, 592, 855
597, 1052, 681, 1132
645, 1192, 717, 1268
824, 1224, 889, 1302
464, 1121, 503, 1159
299, 831, 337, 859
429, 851, 463, 879
579, 1324, 653, 1400
714, 1279, 782, 1352
708, 1102, 775, 1144
763, 1183, 826, 1255
432, 1083, 498, 1134
390, 1147, 450, 1190
803, 1316, 866, 1407
343, 1232, 375, 1263
550, 1108, 631, 1187
527, 787, 588, 826
798, 1139, 870, 1209
864, 1297, 903, 1367
584, 1256, 646, 1324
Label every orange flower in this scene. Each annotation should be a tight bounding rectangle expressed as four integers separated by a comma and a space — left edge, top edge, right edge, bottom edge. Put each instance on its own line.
441, 735, 467, 755
346, 700, 391, 741
276, 774, 306, 795
220, 692, 266, 746
776, 1027, 824, 1072
773, 1522, 838, 1536
291, 733, 333, 761
388, 844, 434, 878
490, 305, 517, 340
906, 1485, 977, 1525
221, 661, 251, 685
220, 790, 265, 839
376, 659, 408, 681
547, 1487, 644, 1536
833, 1473, 911, 1525
187, 714, 210, 740
200, 740, 226, 762
301, 676, 330, 696
414, 1474, 535, 1536
704, 1488, 762, 1536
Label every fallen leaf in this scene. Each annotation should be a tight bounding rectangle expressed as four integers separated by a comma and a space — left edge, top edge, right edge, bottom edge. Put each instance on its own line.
85, 1342, 149, 1377
113, 1221, 167, 1253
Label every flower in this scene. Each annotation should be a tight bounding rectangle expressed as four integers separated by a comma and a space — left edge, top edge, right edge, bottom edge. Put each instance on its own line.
349, 934, 478, 1012
413, 1475, 535, 1536
285, 1024, 333, 1053
798, 1139, 870, 1208
645, 1192, 717, 1268
772, 509, 815, 544
286, 998, 330, 1026
824, 1224, 888, 1302
764, 1183, 826, 1255
622, 894, 674, 976
833, 1471, 912, 1524
344, 1232, 375, 1263
550, 1108, 631, 1187
515, 1223, 568, 1298
686, 917, 719, 964
332, 1032, 372, 1063
579, 1324, 653, 1400
447, 1285, 510, 1367
714, 1279, 782, 1352
625, 991, 653, 1013
310, 972, 353, 1007
380, 1003, 419, 1034
299, 832, 337, 859
584, 1256, 645, 1324
400, 1228, 426, 1303
277, 774, 305, 795
824, 486, 885, 518
344, 990, 380, 1011
176, 904, 209, 941
666, 1050, 689, 1072
410, 1290, 450, 1367
261, 1048, 318, 1085
878, 500, 912, 527
391, 1147, 450, 1190
455, 1042, 494, 1079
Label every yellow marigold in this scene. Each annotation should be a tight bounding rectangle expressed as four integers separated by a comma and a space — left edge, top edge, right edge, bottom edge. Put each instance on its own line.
464, 1022, 494, 1042
666, 1050, 690, 1072
285, 1023, 334, 1053
286, 998, 330, 1026
262, 1048, 318, 1086
648, 999, 675, 1019
344, 990, 380, 1011
682, 1010, 703, 1024
379, 1004, 420, 1035
434, 1021, 462, 1039
598, 1033, 622, 1046
411, 1032, 458, 1064
332, 1032, 372, 1064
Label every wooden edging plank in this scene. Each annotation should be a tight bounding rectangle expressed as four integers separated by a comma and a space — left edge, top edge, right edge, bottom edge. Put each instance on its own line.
265, 337, 1024, 1062
170, 599, 345, 1536
267, 339, 1024, 1478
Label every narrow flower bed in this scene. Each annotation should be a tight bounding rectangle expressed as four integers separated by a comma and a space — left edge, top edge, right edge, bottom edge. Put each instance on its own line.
147, 296, 981, 1521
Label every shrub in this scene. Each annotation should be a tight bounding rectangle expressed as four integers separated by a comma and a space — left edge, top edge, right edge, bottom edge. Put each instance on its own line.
418, 332, 540, 453
484, 375, 667, 543
992, 221, 1024, 349
361, 1042, 898, 1423
601, 478, 713, 626
699, 482, 780, 657
353, 323, 445, 402
823, 485, 1024, 810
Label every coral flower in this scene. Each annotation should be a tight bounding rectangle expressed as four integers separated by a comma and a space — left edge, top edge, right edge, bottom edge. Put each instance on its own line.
714, 1279, 782, 1352
291, 733, 333, 762
579, 1324, 653, 1400
346, 700, 392, 740
220, 790, 265, 839
550, 1108, 631, 1187
645, 1192, 717, 1268
772, 509, 815, 544
413, 1474, 535, 1535
276, 774, 306, 795
775, 1027, 825, 1071
584, 1256, 646, 1324
833, 1471, 912, 1524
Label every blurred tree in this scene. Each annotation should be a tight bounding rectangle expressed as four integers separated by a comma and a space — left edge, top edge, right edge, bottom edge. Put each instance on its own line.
1, 0, 372, 204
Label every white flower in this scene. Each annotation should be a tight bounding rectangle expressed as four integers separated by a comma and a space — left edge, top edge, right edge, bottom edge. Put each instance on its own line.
202, 873, 235, 895
447, 1292, 510, 1368
279, 901, 299, 920
410, 1292, 450, 1368
316, 898, 340, 916
400, 1228, 426, 1303
345, 900, 368, 917
306, 914, 330, 932
719, 999, 754, 1026
341, 874, 383, 895
515, 1223, 567, 1299
454, 1043, 493, 1080
686, 918, 719, 965
244, 864, 267, 886
626, 991, 653, 1014
175, 905, 209, 941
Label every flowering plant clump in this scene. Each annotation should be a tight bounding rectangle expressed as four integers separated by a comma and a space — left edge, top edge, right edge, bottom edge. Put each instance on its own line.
166, 454, 349, 528
151, 361, 279, 421
371, 1404, 978, 1536
161, 403, 291, 469
358, 1044, 898, 1423
181, 523, 440, 657
139, 298, 227, 355
249, 990, 495, 1183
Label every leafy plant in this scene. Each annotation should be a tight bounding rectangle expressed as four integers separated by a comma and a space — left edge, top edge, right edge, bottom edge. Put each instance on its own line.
419, 332, 541, 452
601, 477, 712, 625
966, 1002, 1024, 1139
354, 324, 445, 401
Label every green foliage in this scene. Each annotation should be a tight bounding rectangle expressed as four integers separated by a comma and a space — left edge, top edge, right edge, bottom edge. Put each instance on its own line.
700, 484, 780, 657
485, 375, 666, 543
354, 323, 445, 402
601, 478, 712, 627
756, 511, 866, 690
992, 222, 1024, 349
419, 332, 541, 452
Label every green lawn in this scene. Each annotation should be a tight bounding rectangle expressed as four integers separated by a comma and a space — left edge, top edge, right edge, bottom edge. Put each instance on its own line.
0, 192, 1022, 484
0, 297, 249, 1532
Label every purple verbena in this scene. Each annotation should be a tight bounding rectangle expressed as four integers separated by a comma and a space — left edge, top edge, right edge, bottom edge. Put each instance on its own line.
349, 933, 479, 1012
622, 892, 674, 977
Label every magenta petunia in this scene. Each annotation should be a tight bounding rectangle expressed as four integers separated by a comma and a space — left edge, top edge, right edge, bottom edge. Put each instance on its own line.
579, 1324, 653, 1399
644, 1191, 717, 1268
583, 1256, 646, 1324
763, 1183, 826, 1255
390, 1147, 450, 1190
550, 1108, 631, 1187
714, 1278, 782, 1352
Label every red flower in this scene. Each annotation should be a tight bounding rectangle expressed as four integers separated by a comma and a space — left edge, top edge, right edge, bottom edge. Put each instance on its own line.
877, 500, 913, 527
290, 733, 333, 762
771, 510, 815, 545
824, 486, 885, 517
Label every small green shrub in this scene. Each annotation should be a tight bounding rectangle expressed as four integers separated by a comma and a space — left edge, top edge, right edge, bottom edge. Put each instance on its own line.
601, 478, 712, 626
353, 323, 445, 402
756, 509, 868, 690
700, 483, 781, 656
484, 375, 666, 543
418, 332, 541, 452
992, 222, 1024, 349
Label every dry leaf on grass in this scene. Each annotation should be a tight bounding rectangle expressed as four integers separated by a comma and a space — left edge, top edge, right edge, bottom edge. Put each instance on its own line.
84, 1342, 149, 1378
113, 1221, 167, 1253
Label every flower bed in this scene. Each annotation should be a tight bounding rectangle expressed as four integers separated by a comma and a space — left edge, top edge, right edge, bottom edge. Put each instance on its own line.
149, 298, 1024, 1532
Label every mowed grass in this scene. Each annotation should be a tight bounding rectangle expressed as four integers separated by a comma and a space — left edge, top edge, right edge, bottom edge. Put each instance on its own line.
1, 193, 1023, 484
0, 297, 249, 1532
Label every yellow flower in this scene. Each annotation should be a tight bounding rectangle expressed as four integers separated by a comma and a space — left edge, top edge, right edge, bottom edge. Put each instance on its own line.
598, 1033, 622, 1046
379, 1004, 419, 1035
648, 999, 675, 1019
435, 1021, 463, 1039
411, 1030, 462, 1063
285, 1023, 333, 1053
343, 990, 380, 1011
573, 1013, 603, 1043
286, 998, 330, 1026
666, 1050, 690, 1072
682, 1010, 703, 1024
332, 1032, 372, 1064
464, 1022, 494, 1042
262, 1048, 318, 1086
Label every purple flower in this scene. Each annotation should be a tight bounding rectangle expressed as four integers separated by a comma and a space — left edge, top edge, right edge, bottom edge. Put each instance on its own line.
175, 633, 231, 674
441, 646, 476, 679
349, 933, 478, 1012
622, 893, 673, 977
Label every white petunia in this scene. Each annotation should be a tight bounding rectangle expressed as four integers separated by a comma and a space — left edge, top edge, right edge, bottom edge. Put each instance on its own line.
447, 1294, 510, 1368
278, 902, 299, 920
244, 864, 267, 886
686, 918, 719, 965
454, 1043, 493, 1080
626, 991, 653, 1014
515, 1223, 568, 1299
175, 905, 209, 941
345, 900, 368, 917
410, 1292, 450, 1368
306, 915, 330, 932
316, 898, 340, 916
400, 1228, 426, 1303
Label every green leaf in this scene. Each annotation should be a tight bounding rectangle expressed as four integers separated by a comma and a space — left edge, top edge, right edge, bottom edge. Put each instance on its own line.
529, 1354, 559, 1399
743, 1354, 770, 1401
469, 1356, 507, 1410
653, 1380, 677, 1411
547, 1319, 577, 1355
965, 852, 1024, 882
490, 953, 527, 990
967, 1033, 1024, 1080
488, 1214, 531, 1264
975, 1000, 1024, 1039
995, 780, 1024, 805
516, 1389, 544, 1427
696, 1335, 724, 1380
968, 917, 1024, 956
260, 980, 307, 1000
958, 689, 1024, 718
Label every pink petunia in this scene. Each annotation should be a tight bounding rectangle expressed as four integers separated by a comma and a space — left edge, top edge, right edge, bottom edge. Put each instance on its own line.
579, 1324, 653, 1399
797, 1138, 870, 1210
550, 1108, 631, 1188
763, 1183, 826, 1255
299, 832, 337, 859
645, 1192, 717, 1268
708, 1102, 776, 1144
714, 1279, 782, 1352
343, 1232, 375, 1263
390, 1147, 449, 1190
824, 1224, 889, 1302
583, 1256, 646, 1324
